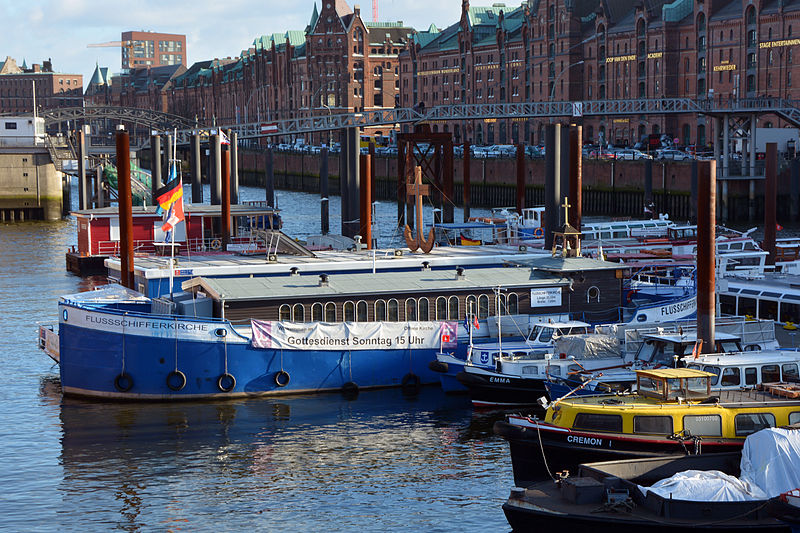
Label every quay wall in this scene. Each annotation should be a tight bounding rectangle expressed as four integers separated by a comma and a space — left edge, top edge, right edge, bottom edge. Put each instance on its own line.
234, 150, 795, 223
0, 149, 62, 221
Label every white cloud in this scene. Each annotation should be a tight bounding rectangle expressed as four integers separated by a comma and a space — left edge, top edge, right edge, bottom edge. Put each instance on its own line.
6, 0, 467, 85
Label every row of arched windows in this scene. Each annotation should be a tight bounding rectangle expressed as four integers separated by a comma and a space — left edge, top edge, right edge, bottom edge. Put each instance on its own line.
277, 293, 521, 323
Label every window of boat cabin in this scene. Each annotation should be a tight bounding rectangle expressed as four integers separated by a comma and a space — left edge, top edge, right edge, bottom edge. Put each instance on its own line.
719, 295, 736, 315
637, 375, 664, 398
683, 414, 722, 437
375, 300, 387, 321
759, 298, 779, 321
345, 301, 356, 321
405, 298, 417, 320
388, 299, 399, 321
734, 413, 775, 436
418, 297, 430, 321
737, 296, 757, 318
783, 363, 799, 382
497, 293, 507, 315
279, 304, 291, 320
293, 303, 305, 321
702, 366, 721, 386
436, 297, 447, 320
633, 415, 673, 435
538, 327, 554, 344
312, 302, 323, 321
448, 296, 459, 319
782, 301, 800, 324
545, 364, 561, 376
790, 412, 800, 425
357, 300, 368, 322
325, 302, 336, 322
478, 294, 490, 319
507, 293, 519, 314
718, 339, 742, 353
762, 364, 780, 382
573, 413, 623, 432
720, 367, 740, 386
745, 367, 758, 385
466, 295, 477, 318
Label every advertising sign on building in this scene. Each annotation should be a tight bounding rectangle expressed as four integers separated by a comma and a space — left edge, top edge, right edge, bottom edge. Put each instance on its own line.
530, 287, 562, 308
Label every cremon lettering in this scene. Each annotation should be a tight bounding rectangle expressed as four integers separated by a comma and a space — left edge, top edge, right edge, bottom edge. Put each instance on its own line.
567, 435, 603, 446
84, 315, 209, 331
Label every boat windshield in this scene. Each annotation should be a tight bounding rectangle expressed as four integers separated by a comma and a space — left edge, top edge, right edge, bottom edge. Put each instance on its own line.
702, 365, 721, 386
635, 340, 691, 365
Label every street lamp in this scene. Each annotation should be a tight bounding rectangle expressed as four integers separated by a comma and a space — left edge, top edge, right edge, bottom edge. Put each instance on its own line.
550, 60, 585, 101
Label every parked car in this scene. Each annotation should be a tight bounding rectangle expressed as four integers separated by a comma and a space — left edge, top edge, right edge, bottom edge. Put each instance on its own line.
655, 149, 690, 161
588, 148, 617, 160
615, 149, 653, 161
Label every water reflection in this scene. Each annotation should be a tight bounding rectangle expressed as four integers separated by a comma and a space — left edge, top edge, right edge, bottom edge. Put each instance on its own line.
53, 387, 513, 531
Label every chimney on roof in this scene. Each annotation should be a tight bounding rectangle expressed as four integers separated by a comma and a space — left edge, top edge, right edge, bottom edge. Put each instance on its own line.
32, 64, 41, 73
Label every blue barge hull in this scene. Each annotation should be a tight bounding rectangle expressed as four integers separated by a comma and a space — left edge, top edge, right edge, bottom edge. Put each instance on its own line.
56, 296, 461, 400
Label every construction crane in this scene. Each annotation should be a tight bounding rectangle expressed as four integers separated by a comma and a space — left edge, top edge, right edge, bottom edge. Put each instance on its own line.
373, 0, 378, 21
87, 40, 135, 70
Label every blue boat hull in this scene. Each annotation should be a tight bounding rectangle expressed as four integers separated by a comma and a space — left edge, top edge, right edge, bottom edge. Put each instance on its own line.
58, 304, 456, 400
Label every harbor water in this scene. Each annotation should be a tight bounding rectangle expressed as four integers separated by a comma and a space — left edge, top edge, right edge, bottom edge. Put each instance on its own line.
0, 186, 520, 531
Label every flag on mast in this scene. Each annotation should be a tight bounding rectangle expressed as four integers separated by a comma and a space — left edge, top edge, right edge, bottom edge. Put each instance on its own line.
155, 163, 184, 237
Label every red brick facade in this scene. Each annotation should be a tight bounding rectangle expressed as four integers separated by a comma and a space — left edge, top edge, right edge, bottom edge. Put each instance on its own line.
167, 1, 411, 143
0, 58, 82, 114
399, 0, 800, 148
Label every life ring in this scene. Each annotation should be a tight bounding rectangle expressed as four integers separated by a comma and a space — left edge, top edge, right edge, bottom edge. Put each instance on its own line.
533, 227, 545, 239
114, 372, 134, 392
217, 372, 236, 392
626, 289, 637, 303
210, 238, 222, 251
341, 381, 359, 399
166, 370, 187, 391
274, 370, 290, 387
401, 372, 421, 393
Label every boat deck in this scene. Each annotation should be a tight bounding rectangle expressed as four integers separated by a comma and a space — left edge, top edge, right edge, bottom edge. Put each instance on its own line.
507, 480, 784, 529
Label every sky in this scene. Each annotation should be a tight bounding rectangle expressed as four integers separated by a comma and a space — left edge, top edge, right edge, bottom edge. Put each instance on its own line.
3, 0, 464, 87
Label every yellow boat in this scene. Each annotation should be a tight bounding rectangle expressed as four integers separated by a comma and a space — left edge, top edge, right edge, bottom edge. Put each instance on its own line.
494, 368, 800, 487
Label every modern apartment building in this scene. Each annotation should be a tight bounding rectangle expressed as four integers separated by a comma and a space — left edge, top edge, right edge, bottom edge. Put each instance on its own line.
122, 31, 187, 70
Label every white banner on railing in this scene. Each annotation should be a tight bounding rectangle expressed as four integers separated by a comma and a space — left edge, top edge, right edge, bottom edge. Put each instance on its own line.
251, 320, 458, 351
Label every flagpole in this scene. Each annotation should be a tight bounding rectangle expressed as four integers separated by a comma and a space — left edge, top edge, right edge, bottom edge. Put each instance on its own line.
169, 131, 177, 301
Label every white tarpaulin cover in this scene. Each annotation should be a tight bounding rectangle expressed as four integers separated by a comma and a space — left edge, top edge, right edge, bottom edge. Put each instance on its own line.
639, 428, 800, 501
250, 319, 458, 351
552, 334, 622, 360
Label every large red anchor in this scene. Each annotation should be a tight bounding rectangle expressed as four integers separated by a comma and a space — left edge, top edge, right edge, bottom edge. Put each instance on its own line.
404, 166, 435, 253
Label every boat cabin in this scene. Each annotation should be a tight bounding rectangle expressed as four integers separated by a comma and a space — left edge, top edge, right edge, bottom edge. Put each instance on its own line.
526, 321, 591, 344
687, 352, 800, 389
71, 203, 281, 258
635, 368, 715, 401
633, 332, 743, 367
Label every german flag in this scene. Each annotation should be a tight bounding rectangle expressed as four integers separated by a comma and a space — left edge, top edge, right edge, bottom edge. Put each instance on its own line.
460, 234, 481, 246
155, 176, 183, 213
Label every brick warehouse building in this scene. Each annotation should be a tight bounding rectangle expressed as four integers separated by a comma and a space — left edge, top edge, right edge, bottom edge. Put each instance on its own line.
399, 0, 800, 148
167, 0, 414, 143
0, 57, 83, 115
161, 0, 800, 147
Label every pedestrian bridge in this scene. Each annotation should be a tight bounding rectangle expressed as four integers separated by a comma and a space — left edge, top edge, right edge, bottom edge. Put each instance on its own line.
36, 97, 800, 143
